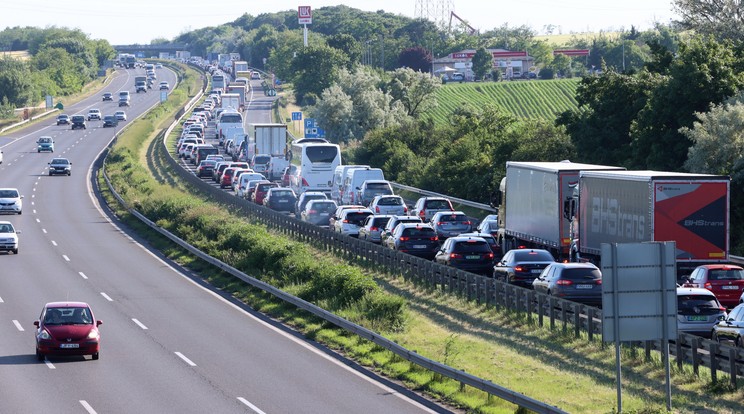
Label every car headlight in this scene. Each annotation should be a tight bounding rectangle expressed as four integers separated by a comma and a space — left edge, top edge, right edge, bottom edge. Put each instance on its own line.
87, 329, 99, 339
39, 330, 51, 340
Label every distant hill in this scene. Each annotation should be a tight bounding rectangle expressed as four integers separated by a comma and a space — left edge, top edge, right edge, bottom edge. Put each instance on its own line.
427, 78, 581, 123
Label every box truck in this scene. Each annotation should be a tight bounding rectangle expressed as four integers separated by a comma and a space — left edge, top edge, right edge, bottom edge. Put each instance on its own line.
249, 124, 288, 181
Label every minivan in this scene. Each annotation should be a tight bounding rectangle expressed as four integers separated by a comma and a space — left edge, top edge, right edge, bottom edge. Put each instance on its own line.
341, 167, 384, 205
332, 165, 366, 204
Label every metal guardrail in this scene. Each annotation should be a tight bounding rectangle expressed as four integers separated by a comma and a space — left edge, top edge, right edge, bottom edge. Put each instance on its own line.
390, 181, 497, 214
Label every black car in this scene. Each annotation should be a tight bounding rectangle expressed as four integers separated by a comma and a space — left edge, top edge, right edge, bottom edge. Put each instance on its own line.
532, 262, 603, 307
48, 158, 72, 176
493, 248, 555, 288
384, 223, 440, 259
71, 115, 86, 130
712, 302, 744, 345
380, 215, 423, 245
434, 236, 494, 275
102, 92, 113, 101
263, 188, 297, 213
102, 115, 118, 127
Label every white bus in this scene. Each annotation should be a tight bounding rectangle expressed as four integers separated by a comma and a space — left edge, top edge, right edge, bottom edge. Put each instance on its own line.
212, 74, 226, 90
289, 138, 341, 195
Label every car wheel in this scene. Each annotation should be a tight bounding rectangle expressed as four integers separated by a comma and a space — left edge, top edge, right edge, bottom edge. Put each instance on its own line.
49, 172, 52, 176
17, 211, 21, 215
67, 172, 71, 176
737, 336, 744, 348
36, 350, 44, 361
92, 352, 99, 360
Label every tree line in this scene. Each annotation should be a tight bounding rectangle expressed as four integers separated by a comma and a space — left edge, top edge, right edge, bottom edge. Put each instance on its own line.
0, 26, 115, 114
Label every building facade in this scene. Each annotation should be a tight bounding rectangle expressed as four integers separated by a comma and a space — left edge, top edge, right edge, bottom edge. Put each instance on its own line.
432, 48, 535, 80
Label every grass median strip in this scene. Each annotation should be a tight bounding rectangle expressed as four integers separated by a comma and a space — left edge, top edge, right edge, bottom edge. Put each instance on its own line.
98, 62, 744, 414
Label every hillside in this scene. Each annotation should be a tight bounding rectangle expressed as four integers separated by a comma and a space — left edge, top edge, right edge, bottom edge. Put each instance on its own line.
427, 78, 581, 123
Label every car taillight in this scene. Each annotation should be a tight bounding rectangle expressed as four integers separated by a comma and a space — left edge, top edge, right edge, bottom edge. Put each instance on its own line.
430, 236, 438, 241
450, 253, 463, 259
403, 206, 408, 213
514, 265, 524, 272
419, 210, 426, 218
463, 221, 472, 225
309, 209, 317, 214
486, 253, 494, 260
343, 219, 349, 223
370, 227, 378, 231
399, 236, 410, 241
596, 279, 602, 285
704, 282, 713, 289
375, 206, 380, 213
556, 279, 573, 286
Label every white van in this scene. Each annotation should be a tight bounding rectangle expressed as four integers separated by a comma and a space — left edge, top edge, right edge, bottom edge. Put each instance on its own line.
118, 91, 130, 107
332, 165, 367, 204
236, 172, 267, 198
341, 167, 384, 205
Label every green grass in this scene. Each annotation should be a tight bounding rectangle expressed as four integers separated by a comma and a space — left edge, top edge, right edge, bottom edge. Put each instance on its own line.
427, 78, 581, 123
98, 63, 744, 414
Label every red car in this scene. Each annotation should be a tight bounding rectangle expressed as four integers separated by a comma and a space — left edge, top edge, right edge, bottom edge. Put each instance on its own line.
220, 167, 238, 188
34, 302, 102, 361
683, 264, 744, 308
250, 181, 276, 204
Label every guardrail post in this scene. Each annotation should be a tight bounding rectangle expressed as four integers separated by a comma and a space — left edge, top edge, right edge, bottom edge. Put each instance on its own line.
729, 348, 738, 388
691, 337, 700, 376
561, 303, 568, 332
549, 297, 556, 330
710, 343, 719, 384
676, 338, 684, 370
574, 304, 581, 338
537, 294, 544, 327
644, 340, 652, 361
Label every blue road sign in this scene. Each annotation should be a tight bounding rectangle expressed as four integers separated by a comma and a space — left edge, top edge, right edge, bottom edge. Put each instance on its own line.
304, 118, 326, 138
291, 111, 302, 121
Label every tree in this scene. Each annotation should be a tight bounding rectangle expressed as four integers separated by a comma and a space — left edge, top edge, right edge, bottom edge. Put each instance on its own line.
397, 46, 431, 73
386, 67, 440, 118
290, 44, 349, 105
0, 56, 34, 107
550, 53, 573, 77
682, 96, 744, 253
673, 0, 744, 42
630, 36, 744, 170
327, 33, 362, 67
471, 47, 492, 81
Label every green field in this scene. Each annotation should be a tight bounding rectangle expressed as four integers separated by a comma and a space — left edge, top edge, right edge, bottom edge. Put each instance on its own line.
428, 78, 581, 123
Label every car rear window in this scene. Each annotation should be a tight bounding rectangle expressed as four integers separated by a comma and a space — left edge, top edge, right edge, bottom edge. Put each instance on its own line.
377, 197, 403, 206
513, 251, 554, 262
402, 227, 436, 237
678, 294, 720, 311
312, 202, 336, 212
273, 191, 293, 197
345, 212, 371, 224
305, 146, 338, 163
373, 217, 391, 227
438, 214, 469, 222
453, 241, 491, 253
257, 184, 275, 191
561, 268, 602, 280
220, 114, 242, 123
254, 156, 271, 164
365, 183, 390, 190
425, 199, 452, 209
708, 269, 744, 280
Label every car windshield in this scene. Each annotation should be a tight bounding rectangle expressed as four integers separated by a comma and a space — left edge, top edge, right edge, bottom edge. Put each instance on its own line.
51, 159, 69, 165
453, 241, 491, 253
678, 294, 720, 311
708, 269, 744, 280
561, 268, 602, 280
44, 307, 93, 325
0, 223, 14, 232
0, 190, 19, 197
513, 250, 554, 262
39, 137, 52, 143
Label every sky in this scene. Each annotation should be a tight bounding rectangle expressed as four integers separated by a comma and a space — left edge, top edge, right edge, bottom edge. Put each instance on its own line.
2, 0, 678, 45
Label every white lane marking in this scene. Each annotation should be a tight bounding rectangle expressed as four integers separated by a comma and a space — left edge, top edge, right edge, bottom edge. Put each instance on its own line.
237, 398, 267, 414
32, 188, 36, 192
51, 240, 57, 246
45, 360, 55, 369
0, 296, 3, 303
100, 292, 113, 302
62, 255, 70, 261
79, 272, 88, 280
33, 209, 36, 214
31, 194, 35, 198
175, 352, 196, 366
12, 320, 24, 331
132, 319, 148, 330
35, 218, 40, 223
31, 201, 35, 206
79, 400, 97, 414
42, 229, 47, 234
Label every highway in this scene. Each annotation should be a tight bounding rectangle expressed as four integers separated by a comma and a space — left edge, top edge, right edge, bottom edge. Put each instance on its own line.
0, 67, 448, 414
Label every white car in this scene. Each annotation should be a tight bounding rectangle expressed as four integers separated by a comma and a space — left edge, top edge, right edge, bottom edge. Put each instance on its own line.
0, 188, 23, 215
114, 110, 127, 121
87, 109, 102, 121
0, 149, 3, 164
0, 221, 20, 254
333, 208, 374, 237
159, 81, 170, 90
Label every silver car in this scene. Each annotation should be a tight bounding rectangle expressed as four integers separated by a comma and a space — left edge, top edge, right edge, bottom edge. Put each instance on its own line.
369, 195, 408, 216
358, 215, 393, 243
430, 211, 473, 240
677, 287, 726, 338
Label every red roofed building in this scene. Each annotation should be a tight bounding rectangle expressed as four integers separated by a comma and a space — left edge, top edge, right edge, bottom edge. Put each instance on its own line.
432, 48, 535, 80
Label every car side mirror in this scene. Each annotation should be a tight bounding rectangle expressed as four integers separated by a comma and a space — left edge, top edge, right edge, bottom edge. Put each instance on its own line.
33, 320, 39, 327
97, 320, 103, 326
15, 230, 21, 234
